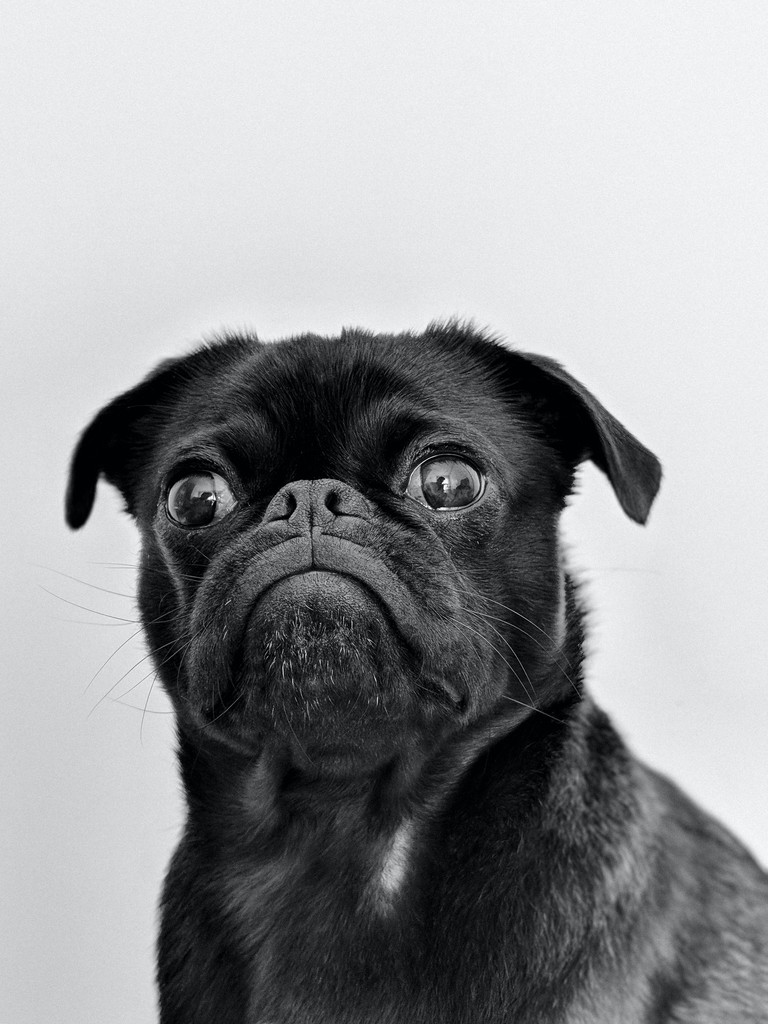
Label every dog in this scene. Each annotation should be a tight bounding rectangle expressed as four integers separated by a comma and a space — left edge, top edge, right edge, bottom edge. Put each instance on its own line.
66, 322, 768, 1023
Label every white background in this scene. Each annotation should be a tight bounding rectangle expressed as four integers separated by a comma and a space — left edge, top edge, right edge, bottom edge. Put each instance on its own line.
2, 3, 767, 1021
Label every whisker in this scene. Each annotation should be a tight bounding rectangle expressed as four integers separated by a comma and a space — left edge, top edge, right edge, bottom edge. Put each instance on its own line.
453, 621, 564, 724
462, 605, 580, 699
464, 613, 536, 705
454, 584, 561, 646
463, 605, 549, 652
499, 694, 564, 725
52, 617, 136, 626
40, 586, 138, 623
87, 561, 138, 568
113, 633, 198, 735
83, 626, 146, 695
202, 688, 247, 729
140, 671, 165, 745
34, 565, 134, 599
279, 701, 313, 767
88, 631, 191, 718
86, 560, 205, 583
113, 666, 160, 704
456, 619, 536, 708
111, 701, 174, 715
187, 540, 212, 566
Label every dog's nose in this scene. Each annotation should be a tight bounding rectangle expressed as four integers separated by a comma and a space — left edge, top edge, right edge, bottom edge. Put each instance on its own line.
262, 479, 370, 530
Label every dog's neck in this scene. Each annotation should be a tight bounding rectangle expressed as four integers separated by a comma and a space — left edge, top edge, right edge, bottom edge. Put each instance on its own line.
176, 689, 579, 870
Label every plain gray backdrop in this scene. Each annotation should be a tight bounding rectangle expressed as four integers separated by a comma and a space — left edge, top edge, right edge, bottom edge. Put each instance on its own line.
3, 3, 767, 1022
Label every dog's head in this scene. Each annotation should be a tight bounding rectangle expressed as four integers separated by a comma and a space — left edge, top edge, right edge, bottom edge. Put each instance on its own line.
66, 323, 660, 773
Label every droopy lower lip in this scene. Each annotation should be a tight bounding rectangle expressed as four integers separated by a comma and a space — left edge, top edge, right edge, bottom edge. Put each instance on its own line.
241, 535, 426, 650
253, 567, 414, 654
256, 568, 381, 611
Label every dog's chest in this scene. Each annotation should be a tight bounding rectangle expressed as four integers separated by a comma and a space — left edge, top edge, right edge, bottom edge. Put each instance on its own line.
216, 812, 560, 1024
220, 826, 425, 1023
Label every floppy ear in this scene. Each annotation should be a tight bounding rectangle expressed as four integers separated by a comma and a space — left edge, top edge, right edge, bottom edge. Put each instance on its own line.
65, 359, 184, 529
66, 336, 261, 529
510, 350, 662, 525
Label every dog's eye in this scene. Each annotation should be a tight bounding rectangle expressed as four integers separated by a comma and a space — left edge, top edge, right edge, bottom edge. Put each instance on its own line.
166, 472, 236, 527
405, 457, 485, 511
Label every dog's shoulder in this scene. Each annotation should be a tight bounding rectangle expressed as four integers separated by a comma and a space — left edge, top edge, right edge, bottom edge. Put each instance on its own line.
600, 759, 768, 1023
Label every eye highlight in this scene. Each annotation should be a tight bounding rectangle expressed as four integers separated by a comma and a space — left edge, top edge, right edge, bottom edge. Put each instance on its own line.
405, 456, 485, 511
166, 472, 236, 528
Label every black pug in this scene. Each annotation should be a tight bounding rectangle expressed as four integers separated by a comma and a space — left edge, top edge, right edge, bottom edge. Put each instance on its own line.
66, 322, 768, 1023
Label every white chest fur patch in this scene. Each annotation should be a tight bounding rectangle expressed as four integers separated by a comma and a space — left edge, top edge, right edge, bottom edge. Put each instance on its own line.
375, 820, 415, 906
554, 567, 567, 651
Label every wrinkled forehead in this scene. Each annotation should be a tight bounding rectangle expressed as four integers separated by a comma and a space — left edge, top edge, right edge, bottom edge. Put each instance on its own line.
195, 333, 517, 449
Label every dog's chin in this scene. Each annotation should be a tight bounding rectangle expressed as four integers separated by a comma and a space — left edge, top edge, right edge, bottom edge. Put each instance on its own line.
200, 572, 433, 765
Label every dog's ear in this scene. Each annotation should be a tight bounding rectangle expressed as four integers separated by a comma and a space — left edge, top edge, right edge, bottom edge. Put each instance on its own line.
509, 350, 662, 525
67, 337, 259, 532
424, 322, 661, 522
66, 338, 255, 529
65, 358, 184, 529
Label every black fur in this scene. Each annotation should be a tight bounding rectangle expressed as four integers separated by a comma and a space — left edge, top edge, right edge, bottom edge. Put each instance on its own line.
67, 323, 768, 1022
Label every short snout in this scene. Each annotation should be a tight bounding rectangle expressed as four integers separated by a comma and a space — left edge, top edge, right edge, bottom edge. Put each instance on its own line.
262, 478, 372, 531
176, 477, 475, 746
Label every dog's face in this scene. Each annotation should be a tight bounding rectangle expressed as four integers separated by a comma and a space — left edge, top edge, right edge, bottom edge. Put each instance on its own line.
66, 324, 660, 773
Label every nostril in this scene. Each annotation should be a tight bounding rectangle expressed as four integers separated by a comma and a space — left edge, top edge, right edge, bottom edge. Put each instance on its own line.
263, 486, 300, 524
316, 480, 370, 520
324, 488, 342, 515
262, 479, 369, 527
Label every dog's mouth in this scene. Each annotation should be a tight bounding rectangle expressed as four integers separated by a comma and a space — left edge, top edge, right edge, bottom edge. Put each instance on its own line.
246, 567, 407, 698
253, 569, 408, 656
189, 566, 420, 761
183, 534, 471, 759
